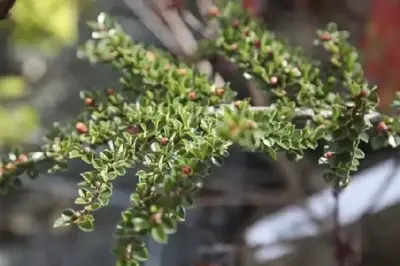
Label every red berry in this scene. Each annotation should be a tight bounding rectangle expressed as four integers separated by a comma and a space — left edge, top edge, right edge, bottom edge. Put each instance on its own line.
215, 87, 225, 97
377, 121, 388, 132
188, 91, 196, 100
359, 89, 370, 97
182, 165, 193, 176
76, 122, 88, 134
270, 76, 278, 85
84, 97, 95, 106
177, 68, 188, 76
320, 32, 331, 41
230, 43, 238, 51
232, 19, 240, 28
126, 125, 140, 135
208, 7, 221, 17
5, 163, 15, 171
17, 154, 29, 163
324, 151, 333, 158
106, 88, 114, 95
254, 39, 261, 48
234, 100, 242, 109
243, 27, 250, 37
160, 137, 169, 145
151, 212, 163, 224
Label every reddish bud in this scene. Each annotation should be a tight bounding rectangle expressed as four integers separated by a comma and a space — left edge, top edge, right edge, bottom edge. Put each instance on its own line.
320, 32, 331, 41
208, 7, 221, 17
76, 122, 88, 134
106, 88, 114, 95
270, 76, 278, 85
5, 163, 15, 171
359, 89, 370, 97
232, 19, 240, 28
126, 125, 140, 135
377, 121, 388, 132
17, 154, 29, 163
188, 91, 196, 101
243, 27, 250, 37
160, 137, 169, 146
177, 68, 188, 76
182, 165, 193, 176
151, 212, 163, 224
254, 39, 261, 48
84, 97, 95, 106
324, 151, 333, 158
215, 88, 225, 97
234, 100, 242, 109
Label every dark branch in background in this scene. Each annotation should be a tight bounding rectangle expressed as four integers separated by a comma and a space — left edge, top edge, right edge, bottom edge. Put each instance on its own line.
0, 0, 16, 20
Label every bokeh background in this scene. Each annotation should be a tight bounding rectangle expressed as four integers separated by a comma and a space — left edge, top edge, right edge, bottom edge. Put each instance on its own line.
1, 0, 400, 266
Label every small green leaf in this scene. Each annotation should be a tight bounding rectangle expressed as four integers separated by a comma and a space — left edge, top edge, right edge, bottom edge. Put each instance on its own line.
388, 135, 397, 148
354, 148, 365, 159
151, 226, 168, 244
133, 246, 149, 262
69, 150, 82, 158
78, 217, 94, 232
53, 214, 72, 228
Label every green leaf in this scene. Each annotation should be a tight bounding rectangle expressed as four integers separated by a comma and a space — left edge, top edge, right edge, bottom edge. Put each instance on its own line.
266, 147, 277, 160
176, 206, 186, 222
53, 214, 72, 228
133, 246, 149, 262
354, 148, 365, 159
388, 135, 397, 148
78, 217, 94, 232
69, 150, 82, 158
151, 226, 168, 244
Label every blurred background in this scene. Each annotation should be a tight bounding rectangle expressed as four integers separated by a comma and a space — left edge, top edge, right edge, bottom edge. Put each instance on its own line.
1, 0, 400, 266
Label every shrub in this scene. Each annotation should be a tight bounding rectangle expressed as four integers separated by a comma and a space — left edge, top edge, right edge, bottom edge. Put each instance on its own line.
1, 3, 400, 266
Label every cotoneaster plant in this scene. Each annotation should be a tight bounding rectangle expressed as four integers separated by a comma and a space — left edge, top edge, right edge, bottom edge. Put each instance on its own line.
1, 3, 400, 266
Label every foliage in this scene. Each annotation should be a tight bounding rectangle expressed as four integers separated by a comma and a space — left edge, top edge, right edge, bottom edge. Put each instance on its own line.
8, 0, 86, 54
0, 76, 39, 146
1, 3, 400, 266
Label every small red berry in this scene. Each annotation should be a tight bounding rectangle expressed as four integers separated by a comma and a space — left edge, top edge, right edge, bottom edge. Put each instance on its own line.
76, 122, 88, 134
232, 19, 240, 28
17, 154, 29, 163
160, 137, 169, 146
270, 76, 278, 85
84, 97, 95, 106
234, 100, 242, 109
126, 125, 140, 135
254, 39, 261, 48
208, 7, 221, 17
215, 87, 225, 97
182, 165, 193, 176
324, 151, 333, 158
377, 121, 388, 133
5, 163, 15, 171
359, 89, 370, 97
151, 212, 163, 224
320, 32, 331, 41
243, 27, 250, 37
188, 91, 196, 100
177, 68, 188, 76
106, 88, 114, 95
230, 43, 238, 51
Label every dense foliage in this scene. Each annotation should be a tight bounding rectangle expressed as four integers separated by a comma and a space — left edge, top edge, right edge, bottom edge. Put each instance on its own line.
1, 3, 400, 266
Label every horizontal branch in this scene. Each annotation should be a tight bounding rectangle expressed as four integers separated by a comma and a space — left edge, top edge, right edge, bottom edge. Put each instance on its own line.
207, 104, 382, 122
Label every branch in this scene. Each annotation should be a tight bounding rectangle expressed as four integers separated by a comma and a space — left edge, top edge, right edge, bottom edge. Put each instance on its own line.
207, 104, 382, 122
